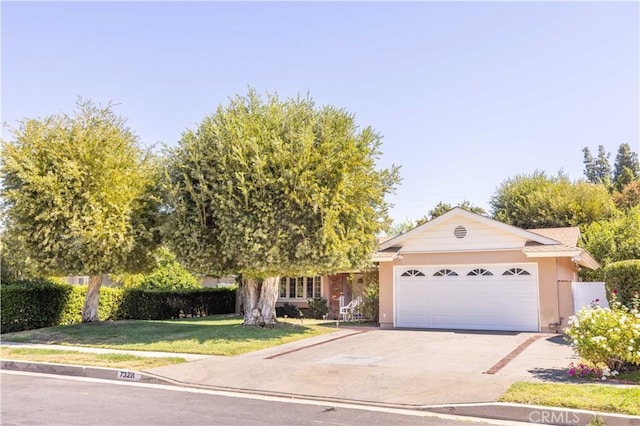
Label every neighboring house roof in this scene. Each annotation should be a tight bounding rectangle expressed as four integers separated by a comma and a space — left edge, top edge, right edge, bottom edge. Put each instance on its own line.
528, 227, 581, 247
376, 207, 599, 269
525, 226, 598, 269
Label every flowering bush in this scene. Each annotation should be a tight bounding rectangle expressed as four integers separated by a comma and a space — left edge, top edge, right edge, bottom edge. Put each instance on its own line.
567, 362, 620, 381
567, 362, 602, 380
565, 291, 640, 371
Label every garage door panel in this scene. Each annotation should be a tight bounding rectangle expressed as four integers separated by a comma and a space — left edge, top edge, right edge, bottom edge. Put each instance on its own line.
395, 264, 539, 332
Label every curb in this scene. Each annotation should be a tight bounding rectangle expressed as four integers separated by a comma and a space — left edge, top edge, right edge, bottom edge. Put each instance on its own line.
3, 359, 639, 426
1, 359, 175, 386
422, 402, 640, 426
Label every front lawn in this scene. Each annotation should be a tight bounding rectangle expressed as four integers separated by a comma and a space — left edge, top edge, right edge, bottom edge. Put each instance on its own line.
1, 315, 338, 356
499, 382, 640, 416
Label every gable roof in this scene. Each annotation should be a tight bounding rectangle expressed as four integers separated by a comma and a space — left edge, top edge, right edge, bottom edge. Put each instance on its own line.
379, 207, 559, 251
376, 208, 599, 269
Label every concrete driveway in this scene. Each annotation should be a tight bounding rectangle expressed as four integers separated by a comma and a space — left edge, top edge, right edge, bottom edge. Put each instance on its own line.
147, 328, 577, 406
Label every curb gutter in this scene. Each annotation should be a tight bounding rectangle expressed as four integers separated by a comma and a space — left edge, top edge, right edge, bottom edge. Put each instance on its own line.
1, 359, 174, 386
422, 402, 640, 426
3, 359, 639, 426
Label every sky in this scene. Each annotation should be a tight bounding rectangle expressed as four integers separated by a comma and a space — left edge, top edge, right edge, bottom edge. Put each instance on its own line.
2, 1, 639, 224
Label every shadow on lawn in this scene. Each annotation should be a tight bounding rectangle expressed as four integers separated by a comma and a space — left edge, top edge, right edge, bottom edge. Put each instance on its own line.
528, 367, 572, 382
1, 315, 327, 347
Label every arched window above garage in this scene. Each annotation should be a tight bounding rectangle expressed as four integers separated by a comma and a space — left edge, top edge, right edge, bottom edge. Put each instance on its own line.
502, 267, 531, 276
401, 269, 426, 277
433, 269, 458, 277
467, 268, 493, 276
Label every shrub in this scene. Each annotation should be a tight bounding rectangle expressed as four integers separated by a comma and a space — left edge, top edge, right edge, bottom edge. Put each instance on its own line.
139, 263, 201, 290
275, 303, 301, 318
604, 259, 640, 307
565, 293, 640, 371
118, 287, 235, 320
307, 297, 329, 319
110, 247, 201, 290
361, 280, 379, 323
1, 279, 124, 333
1, 280, 235, 332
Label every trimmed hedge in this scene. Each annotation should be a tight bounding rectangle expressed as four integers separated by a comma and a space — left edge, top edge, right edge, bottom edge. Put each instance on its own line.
119, 288, 236, 320
1, 279, 236, 333
604, 259, 640, 307
1, 280, 122, 333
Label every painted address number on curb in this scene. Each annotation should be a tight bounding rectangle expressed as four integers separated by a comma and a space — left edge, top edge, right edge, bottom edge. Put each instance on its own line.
117, 370, 140, 381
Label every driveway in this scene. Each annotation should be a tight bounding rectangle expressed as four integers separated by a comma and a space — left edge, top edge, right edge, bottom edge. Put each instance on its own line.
146, 328, 577, 406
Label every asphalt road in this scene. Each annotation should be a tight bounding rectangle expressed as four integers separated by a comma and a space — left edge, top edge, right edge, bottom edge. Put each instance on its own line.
1, 371, 502, 426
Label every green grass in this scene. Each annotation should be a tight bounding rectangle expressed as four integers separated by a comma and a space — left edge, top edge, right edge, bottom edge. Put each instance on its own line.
0, 347, 186, 369
1, 315, 339, 356
618, 369, 640, 383
499, 382, 640, 416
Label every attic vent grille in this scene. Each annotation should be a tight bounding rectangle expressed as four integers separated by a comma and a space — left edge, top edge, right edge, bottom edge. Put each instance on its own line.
454, 226, 467, 239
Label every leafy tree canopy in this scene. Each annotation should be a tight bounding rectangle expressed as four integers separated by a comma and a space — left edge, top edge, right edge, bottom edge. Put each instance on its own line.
490, 171, 617, 229
613, 180, 640, 211
582, 145, 612, 187
583, 143, 639, 191
111, 247, 201, 290
613, 143, 640, 190
582, 206, 640, 266
0, 100, 162, 320
425, 200, 487, 222
165, 90, 400, 279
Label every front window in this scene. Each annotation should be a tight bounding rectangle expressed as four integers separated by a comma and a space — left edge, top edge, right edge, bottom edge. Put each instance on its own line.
279, 276, 322, 299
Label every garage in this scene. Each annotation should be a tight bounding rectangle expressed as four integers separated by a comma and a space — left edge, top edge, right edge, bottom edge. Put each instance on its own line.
394, 263, 539, 332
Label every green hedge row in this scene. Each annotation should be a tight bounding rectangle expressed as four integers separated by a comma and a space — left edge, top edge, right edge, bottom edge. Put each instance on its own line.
1, 280, 236, 333
119, 288, 236, 320
604, 259, 640, 307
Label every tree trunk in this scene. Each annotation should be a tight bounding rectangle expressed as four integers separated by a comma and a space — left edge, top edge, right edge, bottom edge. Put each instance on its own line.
242, 277, 260, 325
242, 276, 279, 326
81, 275, 103, 323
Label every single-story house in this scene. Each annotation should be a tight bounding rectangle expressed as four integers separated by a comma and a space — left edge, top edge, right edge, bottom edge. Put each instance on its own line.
373, 208, 599, 333
276, 273, 367, 318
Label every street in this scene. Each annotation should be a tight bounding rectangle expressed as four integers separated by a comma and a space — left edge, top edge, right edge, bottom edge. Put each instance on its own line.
1, 371, 508, 426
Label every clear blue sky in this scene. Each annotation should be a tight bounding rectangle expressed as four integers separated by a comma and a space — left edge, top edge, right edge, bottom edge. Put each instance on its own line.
2, 1, 639, 223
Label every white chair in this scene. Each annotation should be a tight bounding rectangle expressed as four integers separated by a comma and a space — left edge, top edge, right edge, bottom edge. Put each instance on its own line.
339, 298, 360, 322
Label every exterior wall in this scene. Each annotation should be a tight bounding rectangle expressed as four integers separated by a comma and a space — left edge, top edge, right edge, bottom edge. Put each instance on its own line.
65, 275, 114, 286
379, 260, 395, 329
536, 257, 559, 333
378, 250, 572, 332
200, 276, 237, 288
556, 258, 580, 329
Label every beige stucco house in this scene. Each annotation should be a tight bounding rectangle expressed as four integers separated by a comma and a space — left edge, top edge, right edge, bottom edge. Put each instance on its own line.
374, 208, 599, 333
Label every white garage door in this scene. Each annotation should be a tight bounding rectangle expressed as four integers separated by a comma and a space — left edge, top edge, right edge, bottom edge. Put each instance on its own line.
394, 264, 539, 332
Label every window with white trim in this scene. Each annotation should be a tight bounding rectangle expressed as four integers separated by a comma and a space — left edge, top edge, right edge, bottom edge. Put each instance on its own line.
401, 269, 426, 277
279, 276, 322, 299
467, 268, 493, 276
433, 269, 458, 277
502, 268, 531, 276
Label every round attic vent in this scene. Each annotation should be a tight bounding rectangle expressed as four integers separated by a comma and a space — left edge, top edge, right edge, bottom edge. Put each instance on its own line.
454, 225, 467, 239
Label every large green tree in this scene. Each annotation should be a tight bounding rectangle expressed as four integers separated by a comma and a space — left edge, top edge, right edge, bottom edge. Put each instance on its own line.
165, 91, 399, 326
490, 171, 617, 229
0, 101, 161, 321
582, 145, 612, 187
613, 143, 640, 190
582, 206, 640, 267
